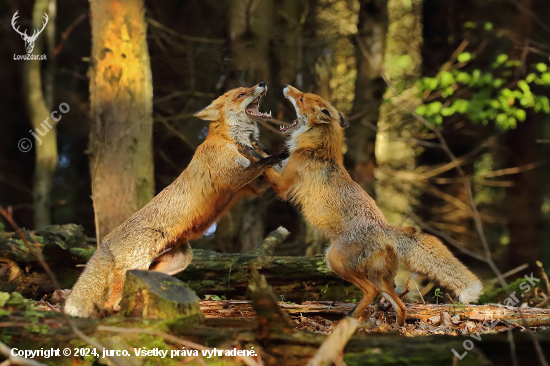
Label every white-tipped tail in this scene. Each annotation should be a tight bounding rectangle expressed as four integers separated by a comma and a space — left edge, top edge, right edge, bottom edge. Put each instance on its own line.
458, 279, 483, 304
395, 227, 483, 304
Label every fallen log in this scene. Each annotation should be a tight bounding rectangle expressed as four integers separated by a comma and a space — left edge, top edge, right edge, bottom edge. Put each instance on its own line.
200, 300, 550, 327
2, 300, 550, 366
3, 269, 550, 366
0, 225, 362, 302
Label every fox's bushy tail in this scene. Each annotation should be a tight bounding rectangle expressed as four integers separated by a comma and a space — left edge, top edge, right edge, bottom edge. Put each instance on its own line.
394, 227, 482, 304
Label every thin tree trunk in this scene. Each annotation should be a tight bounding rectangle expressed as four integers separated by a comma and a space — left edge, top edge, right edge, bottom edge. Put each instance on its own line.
88, 0, 155, 240
23, 0, 57, 229
375, 0, 423, 225
347, 0, 387, 197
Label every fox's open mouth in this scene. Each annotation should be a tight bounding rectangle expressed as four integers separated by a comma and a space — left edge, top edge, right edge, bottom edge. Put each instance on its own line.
280, 119, 298, 132
246, 93, 272, 119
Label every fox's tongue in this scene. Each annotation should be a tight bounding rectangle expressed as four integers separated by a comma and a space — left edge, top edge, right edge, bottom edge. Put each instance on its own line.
246, 98, 272, 119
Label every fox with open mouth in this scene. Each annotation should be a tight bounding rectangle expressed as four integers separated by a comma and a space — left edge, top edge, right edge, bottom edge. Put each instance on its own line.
65, 82, 284, 317
254, 85, 482, 326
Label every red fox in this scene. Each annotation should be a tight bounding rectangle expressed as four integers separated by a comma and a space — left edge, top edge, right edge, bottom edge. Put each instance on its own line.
258, 85, 482, 326
65, 83, 283, 317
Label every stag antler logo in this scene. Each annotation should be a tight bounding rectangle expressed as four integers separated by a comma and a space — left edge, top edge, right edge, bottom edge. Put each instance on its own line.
12, 11, 49, 54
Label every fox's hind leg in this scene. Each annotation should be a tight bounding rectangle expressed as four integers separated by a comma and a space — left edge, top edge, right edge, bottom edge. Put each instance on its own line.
371, 278, 407, 326
150, 241, 193, 276
326, 244, 378, 319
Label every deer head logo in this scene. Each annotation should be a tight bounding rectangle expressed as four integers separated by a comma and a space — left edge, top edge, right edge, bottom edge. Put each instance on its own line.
12, 11, 49, 54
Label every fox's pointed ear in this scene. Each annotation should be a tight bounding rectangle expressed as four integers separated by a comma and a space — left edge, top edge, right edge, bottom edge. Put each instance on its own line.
194, 103, 220, 121
339, 112, 349, 128
317, 108, 332, 123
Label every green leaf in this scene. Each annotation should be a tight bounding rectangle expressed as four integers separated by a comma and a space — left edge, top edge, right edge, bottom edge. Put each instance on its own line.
484, 22, 493, 30
423, 77, 438, 90
493, 78, 504, 88
536, 63, 548, 72
515, 109, 526, 122
441, 106, 455, 116
506, 60, 522, 68
455, 71, 471, 84
439, 71, 455, 87
428, 101, 443, 115
525, 73, 537, 83
493, 54, 508, 68
496, 113, 507, 125
457, 52, 472, 63
518, 80, 530, 93
453, 99, 469, 113
539, 73, 550, 85
463, 21, 477, 29
415, 104, 427, 115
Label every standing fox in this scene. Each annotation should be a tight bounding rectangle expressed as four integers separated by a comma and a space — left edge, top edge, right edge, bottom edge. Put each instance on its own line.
65, 83, 282, 317
259, 85, 482, 326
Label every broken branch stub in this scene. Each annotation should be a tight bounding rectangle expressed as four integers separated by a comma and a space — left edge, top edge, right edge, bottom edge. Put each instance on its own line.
119, 270, 204, 324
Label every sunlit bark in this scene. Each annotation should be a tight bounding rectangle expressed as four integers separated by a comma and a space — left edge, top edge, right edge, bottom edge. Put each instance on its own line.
89, 0, 154, 240
375, 0, 423, 225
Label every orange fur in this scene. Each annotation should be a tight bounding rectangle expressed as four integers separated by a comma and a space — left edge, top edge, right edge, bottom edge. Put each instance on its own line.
65, 84, 280, 317
263, 85, 482, 326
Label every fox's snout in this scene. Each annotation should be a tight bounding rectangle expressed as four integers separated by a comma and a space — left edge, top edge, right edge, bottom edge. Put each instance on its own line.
283, 84, 301, 100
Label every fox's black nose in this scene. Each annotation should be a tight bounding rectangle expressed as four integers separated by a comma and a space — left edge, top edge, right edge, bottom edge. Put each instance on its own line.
284, 84, 289, 88
259, 81, 265, 87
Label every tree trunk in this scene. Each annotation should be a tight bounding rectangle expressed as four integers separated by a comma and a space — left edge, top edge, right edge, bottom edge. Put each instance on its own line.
88, 0, 155, 241
504, 0, 543, 268
346, 0, 387, 197
375, 0, 423, 225
223, 0, 275, 252
23, 0, 58, 230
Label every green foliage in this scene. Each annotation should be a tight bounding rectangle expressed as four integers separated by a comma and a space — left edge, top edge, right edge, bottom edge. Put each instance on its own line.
433, 288, 443, 305
204, 294, 222, 301
452, 301, 466, 311
416, 54, 550, 129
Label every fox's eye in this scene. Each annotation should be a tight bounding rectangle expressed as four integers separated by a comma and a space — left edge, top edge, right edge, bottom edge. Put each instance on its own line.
321, 109, 332, 118
237, 93, 245, 99
300, 97, 303, 102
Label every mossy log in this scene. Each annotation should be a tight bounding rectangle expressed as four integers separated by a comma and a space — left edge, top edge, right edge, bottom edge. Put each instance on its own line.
0, 225, 362, 301
2, 304, 550, 366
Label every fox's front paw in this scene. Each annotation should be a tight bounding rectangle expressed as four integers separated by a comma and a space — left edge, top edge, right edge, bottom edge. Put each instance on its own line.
238, 145, 264, 162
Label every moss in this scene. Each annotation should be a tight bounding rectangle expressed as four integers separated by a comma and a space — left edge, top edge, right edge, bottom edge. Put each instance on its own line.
344, 343, 491, 366
478, 276, 541, 304
0, 292, 10, 307
69, 247, 96, 262
5, 292, 26, 310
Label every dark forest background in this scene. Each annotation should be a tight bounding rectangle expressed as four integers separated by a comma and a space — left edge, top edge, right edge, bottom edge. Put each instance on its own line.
1, 0, 550, 288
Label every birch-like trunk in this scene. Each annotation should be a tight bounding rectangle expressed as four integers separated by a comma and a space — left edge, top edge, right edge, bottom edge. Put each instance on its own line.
23, 0, 57, 229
